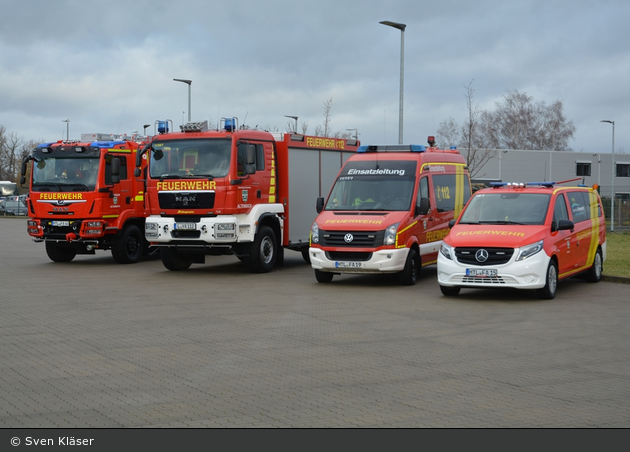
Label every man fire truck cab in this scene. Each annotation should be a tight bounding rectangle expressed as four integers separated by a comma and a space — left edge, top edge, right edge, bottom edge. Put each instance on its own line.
21, 134, 150, 264
437, 181, 606, 299
135, 118, 361, 272
309, 137, 472, 285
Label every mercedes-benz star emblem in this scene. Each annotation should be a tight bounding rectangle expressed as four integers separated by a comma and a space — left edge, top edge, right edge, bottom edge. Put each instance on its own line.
475, 249, 489, 263
344, 233, 354, 243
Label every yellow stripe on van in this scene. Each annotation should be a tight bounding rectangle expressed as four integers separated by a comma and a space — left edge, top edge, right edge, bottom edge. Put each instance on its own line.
453, 165, 465, 219
587, 190, 600, 266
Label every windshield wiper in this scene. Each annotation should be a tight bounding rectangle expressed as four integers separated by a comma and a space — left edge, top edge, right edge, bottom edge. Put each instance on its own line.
478, 220, 526, 225
68, 183, 89, 191
159, 174, 183, 180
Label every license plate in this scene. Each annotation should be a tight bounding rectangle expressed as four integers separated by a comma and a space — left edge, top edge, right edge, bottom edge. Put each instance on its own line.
52, 221, 70, 227
335, 261, 362, 268
174, 222, 196, 230
467, 268, 497, 278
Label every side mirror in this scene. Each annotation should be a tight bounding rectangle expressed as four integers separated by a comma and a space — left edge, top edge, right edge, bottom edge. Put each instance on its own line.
134, 168, 141, 177
316, 197, 325, 213
111, 157, 121, 184
244, 145, 256, 175
557, 219, 574, 232
417, 197, 430, 216
448, 219, 457, 228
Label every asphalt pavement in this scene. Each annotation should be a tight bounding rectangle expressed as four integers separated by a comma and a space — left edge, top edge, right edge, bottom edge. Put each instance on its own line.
1, 217, 629, 427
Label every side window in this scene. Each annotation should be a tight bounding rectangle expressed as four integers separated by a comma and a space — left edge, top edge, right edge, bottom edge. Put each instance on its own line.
432, 174, 456, 212
419, 176, 429, 202
105, 155, 128, 185
553, 194, 569, 226
568, 191, 589, 223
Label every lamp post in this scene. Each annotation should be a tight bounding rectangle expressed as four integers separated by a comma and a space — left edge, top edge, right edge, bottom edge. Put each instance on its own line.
380, 20, 406, 145
143, 124, 151, 136
600, 120, 615, 232
284, 115, 298, 133
173, 79, 192, 122
62, 119, 70, 141
346, 128, 358, 140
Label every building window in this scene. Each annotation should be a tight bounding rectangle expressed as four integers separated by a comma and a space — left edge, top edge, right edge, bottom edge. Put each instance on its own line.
576, 162, 591, 177
616, 164, 630, 177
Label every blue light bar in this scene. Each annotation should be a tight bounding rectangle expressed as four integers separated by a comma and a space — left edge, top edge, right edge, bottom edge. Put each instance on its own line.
158, 121, 169, 134
225, 118, 236, 132
357, 144, 426, 153
90, 141, 126, 148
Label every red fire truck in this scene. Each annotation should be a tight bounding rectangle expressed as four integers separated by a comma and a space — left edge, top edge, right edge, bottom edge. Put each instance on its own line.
21, 134, 150, 263
135, 118, 360, 272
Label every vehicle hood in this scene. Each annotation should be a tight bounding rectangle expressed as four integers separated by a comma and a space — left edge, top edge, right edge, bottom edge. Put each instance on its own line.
315, 210, 408, 231
445, 224, 550, 248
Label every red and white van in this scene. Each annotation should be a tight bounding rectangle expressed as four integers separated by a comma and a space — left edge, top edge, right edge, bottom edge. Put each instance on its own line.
437, 182, 606, 299
309, 140, 471, 285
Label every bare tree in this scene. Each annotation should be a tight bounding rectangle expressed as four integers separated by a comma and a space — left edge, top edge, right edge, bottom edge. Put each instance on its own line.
314, 97, 333, 137
0, 128, 23, 182
300, 120, 309, 135
483, 90, 575, 151
436, 117, 459, 149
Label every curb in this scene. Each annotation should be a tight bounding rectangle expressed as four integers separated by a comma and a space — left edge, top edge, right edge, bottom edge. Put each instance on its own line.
602, 275, 630, 284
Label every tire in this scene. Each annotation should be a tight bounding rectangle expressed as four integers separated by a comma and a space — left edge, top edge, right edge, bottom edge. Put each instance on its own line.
585, 248, 603, 283
111, 225, 144, 264
302, 248, 311, 264
315, 269, 334, 283
246, 226, 277, 273
45, 241, 77, 263
397, 248, 420, 285
440, 285, 461, 296
161, 247, 192, 271
537, 260, 558, 299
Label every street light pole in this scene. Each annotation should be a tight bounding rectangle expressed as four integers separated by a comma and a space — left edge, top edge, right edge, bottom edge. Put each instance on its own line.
62, 119, 70, 141
173, 79, 192, 122
380, 20, 406, 145
284, 115, 298, 133
600, 120, 615, 232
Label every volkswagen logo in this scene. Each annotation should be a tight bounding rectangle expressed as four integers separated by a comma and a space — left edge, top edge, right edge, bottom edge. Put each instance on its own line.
344, 233, 354, 243
475, 249, 489, 263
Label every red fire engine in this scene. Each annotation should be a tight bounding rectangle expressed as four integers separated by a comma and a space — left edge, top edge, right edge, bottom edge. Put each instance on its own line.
21, 133, 151, 263
135, 118, 360, 272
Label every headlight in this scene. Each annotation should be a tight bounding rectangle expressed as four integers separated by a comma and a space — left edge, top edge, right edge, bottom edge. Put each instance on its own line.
311, 221, 319, 244
145, 222, 158, 238
515, 240, 544, 261
383, 223, 399, 246
440, 242, 454, 260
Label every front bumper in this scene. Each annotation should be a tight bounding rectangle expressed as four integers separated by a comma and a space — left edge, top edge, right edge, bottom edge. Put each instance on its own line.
309, 246, 409, 274
437, 249, 551, 290
145, 215, 250, 245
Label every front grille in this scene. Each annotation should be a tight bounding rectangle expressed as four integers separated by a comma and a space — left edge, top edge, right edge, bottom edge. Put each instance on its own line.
170, 230, 201, 239
326, 251, 373, 261
452, 275, 518, 285
455, 247, 514, 266
319, 230, 384, 247
158, 192, 215, 209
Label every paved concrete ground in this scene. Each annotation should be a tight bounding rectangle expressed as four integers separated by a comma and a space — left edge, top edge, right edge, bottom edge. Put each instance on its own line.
1, 217, 629, 427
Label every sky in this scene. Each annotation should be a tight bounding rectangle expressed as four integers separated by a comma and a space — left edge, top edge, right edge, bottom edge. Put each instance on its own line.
1, 0, 629, 154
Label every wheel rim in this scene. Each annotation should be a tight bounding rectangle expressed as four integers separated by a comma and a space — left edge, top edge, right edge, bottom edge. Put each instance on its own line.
549, 264, 557, 295
595, 253, 602, 278
260, 236, 273, 265
127, 236, 139, 256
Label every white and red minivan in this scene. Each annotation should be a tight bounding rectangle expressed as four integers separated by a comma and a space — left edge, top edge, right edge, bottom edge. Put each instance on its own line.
437, 181, 606, 299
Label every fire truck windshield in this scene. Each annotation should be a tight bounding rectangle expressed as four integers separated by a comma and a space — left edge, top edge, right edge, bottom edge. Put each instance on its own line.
31, 156, 99, 192
326, 176, 415, 211
459, 192, 552, 225
150, 139, 231, 179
